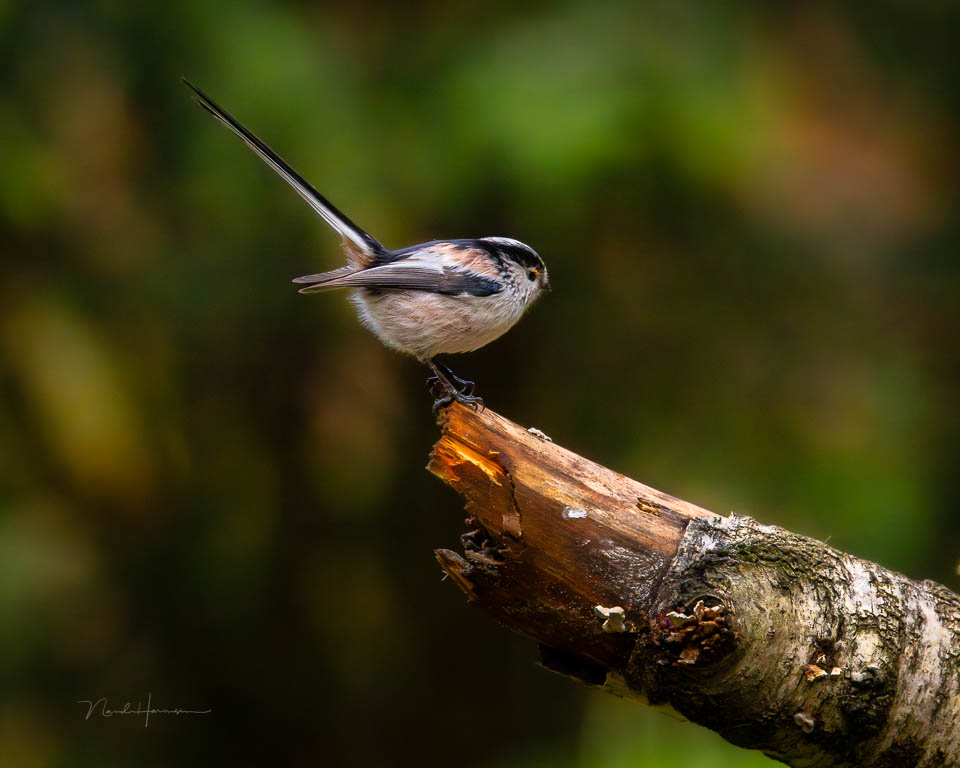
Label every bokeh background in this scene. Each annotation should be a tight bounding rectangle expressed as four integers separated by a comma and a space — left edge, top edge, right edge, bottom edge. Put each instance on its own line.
2, 1, 958, 766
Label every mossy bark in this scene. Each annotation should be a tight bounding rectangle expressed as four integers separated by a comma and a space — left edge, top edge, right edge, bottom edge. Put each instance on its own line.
633, 514, 960, 767
428, 404, 960, 768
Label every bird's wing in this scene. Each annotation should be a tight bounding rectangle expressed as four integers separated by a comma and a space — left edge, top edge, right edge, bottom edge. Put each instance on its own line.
183, 79, 385, 260
296, 260, 503, 297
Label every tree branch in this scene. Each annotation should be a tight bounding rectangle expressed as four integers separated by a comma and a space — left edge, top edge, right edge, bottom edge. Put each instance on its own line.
427, 403, 960, 768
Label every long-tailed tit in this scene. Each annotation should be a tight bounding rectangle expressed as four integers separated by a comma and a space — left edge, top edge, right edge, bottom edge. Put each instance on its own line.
184, 81, 549, 409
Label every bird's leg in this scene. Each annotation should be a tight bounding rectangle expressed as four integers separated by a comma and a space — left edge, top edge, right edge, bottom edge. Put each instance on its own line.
424, 362, 446, 397
425, 359, 483, 412
434, 361, 482, 402
425, 360, 457, 410
424, 360, 465, 396
436, 361, 476, 396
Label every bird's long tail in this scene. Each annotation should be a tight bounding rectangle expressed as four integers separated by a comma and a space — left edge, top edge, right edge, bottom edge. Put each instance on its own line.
182, 79, 385, 263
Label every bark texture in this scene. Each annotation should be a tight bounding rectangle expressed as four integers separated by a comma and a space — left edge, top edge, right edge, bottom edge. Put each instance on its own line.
635, 513, 960, 767
428, 403, 960, 768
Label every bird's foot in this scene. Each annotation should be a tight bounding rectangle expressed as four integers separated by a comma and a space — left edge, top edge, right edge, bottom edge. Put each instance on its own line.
426, 376, 477, 399
431, 390, 484, 413
426, 362, 483, 412
441, 368, 477, 397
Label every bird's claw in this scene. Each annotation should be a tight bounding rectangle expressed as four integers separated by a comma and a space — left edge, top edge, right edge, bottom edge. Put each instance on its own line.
431, 391, 484, 413
426, 361, 483, 412
427, 378, 477, 399
427, 367, 475, 395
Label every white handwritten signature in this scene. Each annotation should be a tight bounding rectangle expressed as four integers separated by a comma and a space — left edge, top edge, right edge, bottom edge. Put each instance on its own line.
77, 692, 212, 728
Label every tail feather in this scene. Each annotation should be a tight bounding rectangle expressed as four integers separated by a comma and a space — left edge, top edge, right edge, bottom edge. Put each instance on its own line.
182, 78, 385, 261
291, 266, 359, 285
292, 265, 363, 292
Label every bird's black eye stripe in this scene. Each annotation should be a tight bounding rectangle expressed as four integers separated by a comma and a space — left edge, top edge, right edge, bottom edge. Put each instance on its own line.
477, 239, 543, 272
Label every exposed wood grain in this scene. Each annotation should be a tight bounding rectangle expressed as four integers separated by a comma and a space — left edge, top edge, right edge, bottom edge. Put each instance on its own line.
427, 403, 717, 670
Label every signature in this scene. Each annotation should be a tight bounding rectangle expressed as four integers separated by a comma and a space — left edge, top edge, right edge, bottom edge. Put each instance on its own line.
77, 693, 212, 728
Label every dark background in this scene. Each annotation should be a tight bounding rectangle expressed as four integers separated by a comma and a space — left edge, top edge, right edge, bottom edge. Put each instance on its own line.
1, 1, 958, 766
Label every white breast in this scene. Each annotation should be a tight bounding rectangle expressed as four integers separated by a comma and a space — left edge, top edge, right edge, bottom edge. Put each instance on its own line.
350, 289, 528, 360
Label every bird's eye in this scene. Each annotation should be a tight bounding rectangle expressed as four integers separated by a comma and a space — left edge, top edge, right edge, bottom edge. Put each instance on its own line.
528, 270, 538, 281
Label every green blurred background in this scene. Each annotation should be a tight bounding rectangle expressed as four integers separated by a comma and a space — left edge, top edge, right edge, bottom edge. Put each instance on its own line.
1, 1, 958, 765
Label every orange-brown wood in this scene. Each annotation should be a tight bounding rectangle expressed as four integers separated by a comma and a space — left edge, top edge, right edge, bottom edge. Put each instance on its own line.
428, 403, 718, 670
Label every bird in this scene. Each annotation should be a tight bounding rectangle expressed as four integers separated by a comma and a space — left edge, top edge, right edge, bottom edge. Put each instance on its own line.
183, 79, 549, 410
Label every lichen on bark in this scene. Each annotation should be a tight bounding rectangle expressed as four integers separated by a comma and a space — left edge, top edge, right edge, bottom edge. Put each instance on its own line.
631, 514, 960, 767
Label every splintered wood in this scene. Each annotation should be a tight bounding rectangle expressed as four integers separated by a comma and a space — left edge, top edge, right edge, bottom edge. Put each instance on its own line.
428, 403, 716, 669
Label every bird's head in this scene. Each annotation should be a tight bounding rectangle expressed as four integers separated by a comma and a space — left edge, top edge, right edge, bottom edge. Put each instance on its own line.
482, 237, 550, 299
